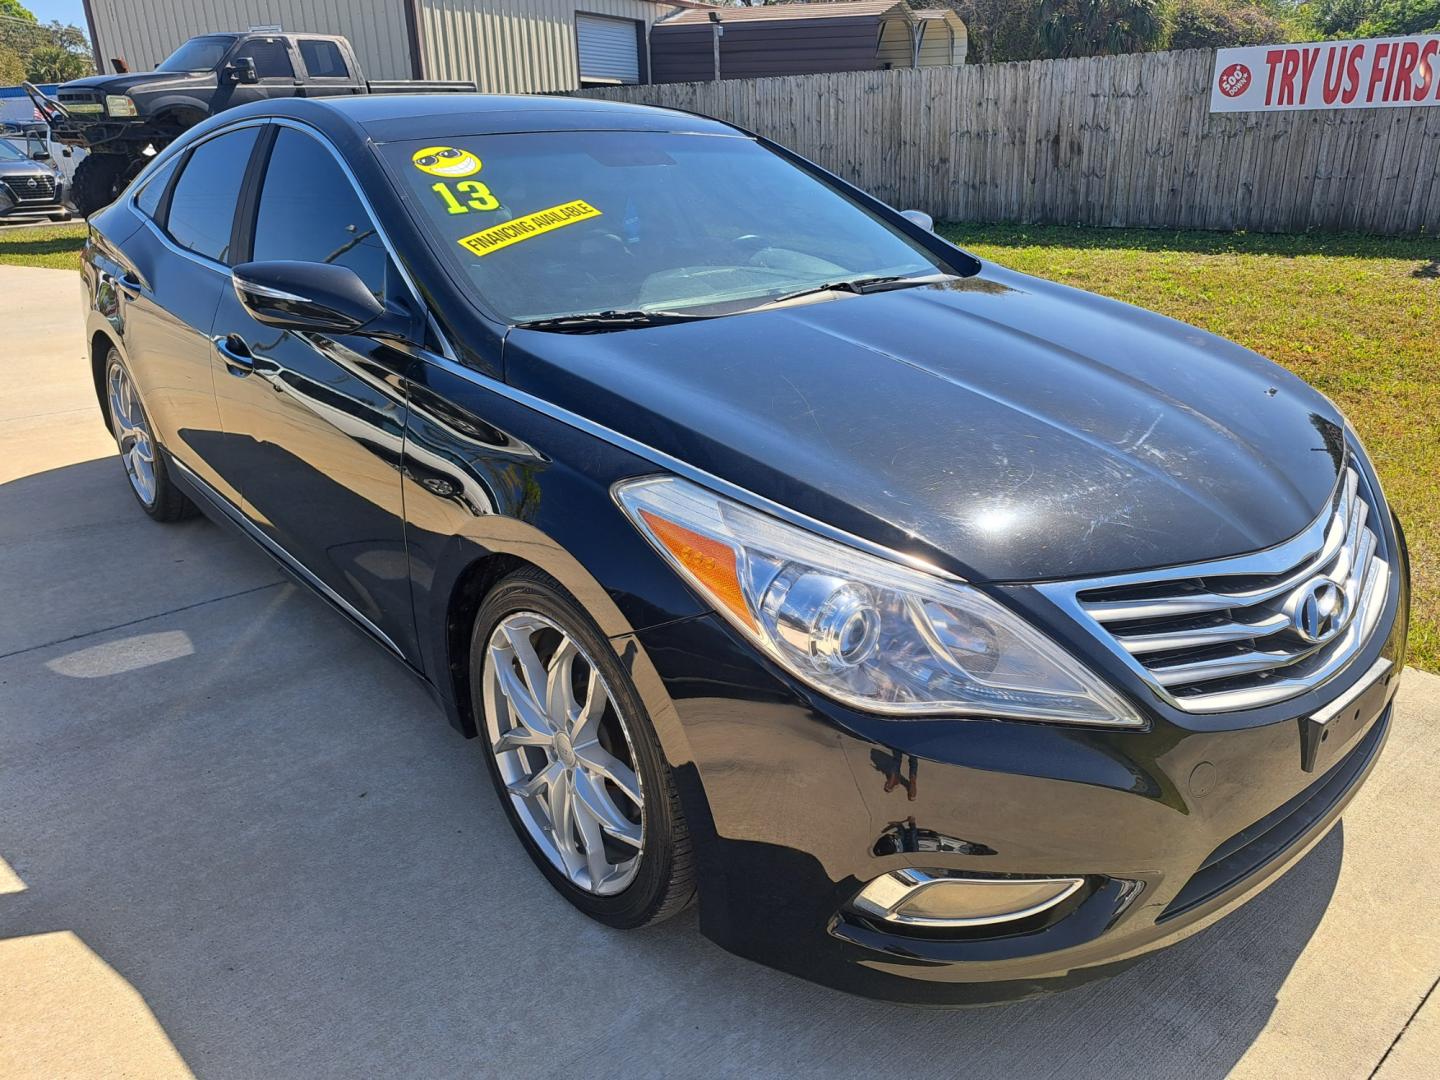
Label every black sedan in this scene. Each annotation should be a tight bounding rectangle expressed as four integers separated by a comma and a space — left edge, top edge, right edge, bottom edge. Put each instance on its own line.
81, 95, 1408, 1005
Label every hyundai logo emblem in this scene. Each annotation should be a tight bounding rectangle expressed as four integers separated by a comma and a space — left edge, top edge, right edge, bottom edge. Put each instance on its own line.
1287, 577, 1350, 645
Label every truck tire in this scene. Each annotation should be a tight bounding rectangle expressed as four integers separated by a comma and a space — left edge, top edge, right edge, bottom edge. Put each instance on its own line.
70, 154, 130, 217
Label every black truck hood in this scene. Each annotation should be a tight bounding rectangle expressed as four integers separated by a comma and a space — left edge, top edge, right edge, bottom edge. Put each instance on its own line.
60, 71, 206, 94
504, 265, 1345, 583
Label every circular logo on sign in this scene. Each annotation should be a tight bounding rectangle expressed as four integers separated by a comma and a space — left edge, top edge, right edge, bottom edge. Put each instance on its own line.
1218, 62, 1252, 98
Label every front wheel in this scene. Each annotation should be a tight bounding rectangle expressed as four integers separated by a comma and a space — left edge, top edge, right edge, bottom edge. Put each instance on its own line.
470, 568, 695, 928
69, 153, 130, 217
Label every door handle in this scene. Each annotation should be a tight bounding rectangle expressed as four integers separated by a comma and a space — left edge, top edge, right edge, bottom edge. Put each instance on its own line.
213, 333, 256, 376
116, 271, 142, 299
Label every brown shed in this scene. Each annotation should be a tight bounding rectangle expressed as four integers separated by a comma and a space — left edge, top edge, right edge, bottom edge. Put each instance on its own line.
649, 1, 967, 85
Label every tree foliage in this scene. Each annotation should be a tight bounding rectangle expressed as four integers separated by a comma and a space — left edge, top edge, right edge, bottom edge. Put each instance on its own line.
1300, 0, 1440, 35
1170, 0, 1302, 48
1355, 0, 1440, 34
0, 16, 92, 84
1036, 0, 1170, 57
0, 0, 36, 23
0, 42, 24, 84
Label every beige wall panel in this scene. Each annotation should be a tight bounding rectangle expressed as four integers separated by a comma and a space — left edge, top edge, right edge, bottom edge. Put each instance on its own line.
87, 0, 414, 80
418, 0, 676, 93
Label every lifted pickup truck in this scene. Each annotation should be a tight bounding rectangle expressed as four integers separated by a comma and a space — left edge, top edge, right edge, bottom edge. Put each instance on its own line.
27, 32, 474, 215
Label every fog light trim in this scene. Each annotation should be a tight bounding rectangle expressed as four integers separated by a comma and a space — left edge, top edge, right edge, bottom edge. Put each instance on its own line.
851, 870, 1085, 928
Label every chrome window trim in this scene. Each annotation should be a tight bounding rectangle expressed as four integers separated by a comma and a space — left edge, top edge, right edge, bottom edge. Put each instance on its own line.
168, 455, 404, 657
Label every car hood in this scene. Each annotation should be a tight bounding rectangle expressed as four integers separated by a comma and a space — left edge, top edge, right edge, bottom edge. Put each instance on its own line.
0, 157, 57, 178
503, 265, 1346, 583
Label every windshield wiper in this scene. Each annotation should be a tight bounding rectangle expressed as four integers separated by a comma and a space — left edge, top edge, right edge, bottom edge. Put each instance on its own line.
514, 309, 714, 333
762, 272, 955, 308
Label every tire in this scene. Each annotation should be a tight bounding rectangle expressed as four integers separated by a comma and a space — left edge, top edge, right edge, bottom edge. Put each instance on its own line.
470, 567, 695, 928
69, 154, 130, 217
103, 348, 197, 522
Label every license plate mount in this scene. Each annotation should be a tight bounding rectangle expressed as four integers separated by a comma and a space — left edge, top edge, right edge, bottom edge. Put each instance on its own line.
1298, 657, 1396, 774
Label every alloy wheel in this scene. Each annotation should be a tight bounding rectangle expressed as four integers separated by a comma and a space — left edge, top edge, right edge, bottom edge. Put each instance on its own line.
106, 360, 157, 506
482, 611, 645, 896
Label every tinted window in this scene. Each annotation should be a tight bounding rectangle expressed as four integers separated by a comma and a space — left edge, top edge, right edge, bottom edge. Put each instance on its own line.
236, 38, 294, 79
166, 127, 259, 263
299, 39, 348, 78
157, 35, 235, 73
134, 157, 179, 219
252, 128, 391, 299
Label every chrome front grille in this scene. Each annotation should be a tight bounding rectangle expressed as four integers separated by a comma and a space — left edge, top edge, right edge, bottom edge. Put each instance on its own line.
1, 174, 57, 202
1042, 458, 1391, 713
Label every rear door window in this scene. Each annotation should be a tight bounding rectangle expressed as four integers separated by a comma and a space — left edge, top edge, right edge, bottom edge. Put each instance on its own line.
235, 38, 295, 80
134, 156, 179, 219
299, 39, 349, 79
165, 127, 260, 263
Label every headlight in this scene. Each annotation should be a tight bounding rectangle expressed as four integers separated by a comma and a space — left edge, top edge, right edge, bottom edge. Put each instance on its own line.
614, 476, 1141, 726
105, 95, 138, 118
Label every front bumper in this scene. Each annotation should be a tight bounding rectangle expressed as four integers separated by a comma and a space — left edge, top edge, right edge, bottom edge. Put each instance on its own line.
627, 519, 1409, 1006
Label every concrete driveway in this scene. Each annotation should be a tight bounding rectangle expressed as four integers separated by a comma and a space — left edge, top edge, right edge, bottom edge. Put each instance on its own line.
2, 263, 1438, 1079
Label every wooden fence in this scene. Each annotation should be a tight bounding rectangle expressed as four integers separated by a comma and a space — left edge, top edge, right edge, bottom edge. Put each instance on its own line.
580, 48, 1440, 235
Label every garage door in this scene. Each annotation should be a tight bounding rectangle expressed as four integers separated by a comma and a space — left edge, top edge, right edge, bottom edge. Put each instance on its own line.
576, 14, 641, 84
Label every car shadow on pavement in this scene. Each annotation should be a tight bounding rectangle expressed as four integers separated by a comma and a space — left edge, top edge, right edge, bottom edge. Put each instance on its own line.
0, 457, 1339, 1079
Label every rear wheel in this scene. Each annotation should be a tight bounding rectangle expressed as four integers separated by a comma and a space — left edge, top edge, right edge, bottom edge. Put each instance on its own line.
104, 349, 196, 522
470, 568, 695, 928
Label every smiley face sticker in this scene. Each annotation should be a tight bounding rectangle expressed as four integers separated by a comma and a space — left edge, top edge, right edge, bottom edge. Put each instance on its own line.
412, 146, 482, 178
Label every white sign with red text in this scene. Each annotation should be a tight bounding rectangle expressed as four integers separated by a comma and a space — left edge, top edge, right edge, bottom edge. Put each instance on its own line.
1210, 35, 1440, 112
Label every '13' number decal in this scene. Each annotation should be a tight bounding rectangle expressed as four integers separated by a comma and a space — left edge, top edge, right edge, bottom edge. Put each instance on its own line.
432, 180, 500, 214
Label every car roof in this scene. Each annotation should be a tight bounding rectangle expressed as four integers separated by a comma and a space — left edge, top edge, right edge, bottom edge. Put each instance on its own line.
224, 93, 742, 143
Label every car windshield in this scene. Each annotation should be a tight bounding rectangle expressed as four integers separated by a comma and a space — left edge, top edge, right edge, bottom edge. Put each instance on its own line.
0, 140, 29, 163
379, 130, 952, 324
157, 36, 236, 73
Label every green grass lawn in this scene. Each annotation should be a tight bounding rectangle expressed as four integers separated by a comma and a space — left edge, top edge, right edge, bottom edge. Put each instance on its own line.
2, 219, 1434, 670
0, 222, 87, 269
943, 223, 1438, 672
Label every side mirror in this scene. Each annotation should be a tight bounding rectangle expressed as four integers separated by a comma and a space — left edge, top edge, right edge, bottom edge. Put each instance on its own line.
31, 148, 52, 161
232, 261, 416, 343
226, 57, 259, 84
62, 146, 73, 158
900, 209, 934, 232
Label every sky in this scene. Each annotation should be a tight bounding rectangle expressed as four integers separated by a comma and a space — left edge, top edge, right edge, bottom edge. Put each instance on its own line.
23, 1, 89, 31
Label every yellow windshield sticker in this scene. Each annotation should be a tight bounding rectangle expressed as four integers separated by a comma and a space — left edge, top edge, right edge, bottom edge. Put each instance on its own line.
412, 146, 481, 177
457, 200, 602, 257
431, 179, 500, 214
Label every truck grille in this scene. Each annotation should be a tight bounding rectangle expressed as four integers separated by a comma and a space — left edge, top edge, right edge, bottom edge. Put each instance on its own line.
1, 174, 57, 202
1041, 456, 1390, 713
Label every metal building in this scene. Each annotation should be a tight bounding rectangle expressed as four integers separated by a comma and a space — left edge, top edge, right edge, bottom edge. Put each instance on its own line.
81, 0, 688, 91
649, 2, 967, 85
